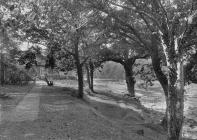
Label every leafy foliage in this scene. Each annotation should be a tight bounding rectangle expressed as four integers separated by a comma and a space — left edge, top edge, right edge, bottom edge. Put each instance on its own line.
18, 47, 37, 69
94, 61, 125, 79
45, 53, 55, 69
134, 60, 157, 87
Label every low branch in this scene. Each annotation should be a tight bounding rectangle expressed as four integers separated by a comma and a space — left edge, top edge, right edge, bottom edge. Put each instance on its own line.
62, 47, 75, 56
100, 57, 125, 65
87, 0, 148, 48
134, 53, 150, 59
80, 56, 90, 66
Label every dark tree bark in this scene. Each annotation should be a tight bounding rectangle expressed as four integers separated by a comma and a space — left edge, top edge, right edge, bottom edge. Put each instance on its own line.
150, 35, 168, 97
102, 57, 136, 97
85, 64, 91, 89
76, 63, 84, 98
123, 59, 136, 97
150, 35, 168, 128
151, 55, 168, 96
0, 55, 5, 86
85, 62, 94, 92
74, 31, 84, 98
151, 51, 168, 128
89, 61, 94, 92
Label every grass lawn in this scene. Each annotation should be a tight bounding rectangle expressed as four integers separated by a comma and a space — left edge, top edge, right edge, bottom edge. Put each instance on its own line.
0, 80, 194, 140
0, 83, 35, 111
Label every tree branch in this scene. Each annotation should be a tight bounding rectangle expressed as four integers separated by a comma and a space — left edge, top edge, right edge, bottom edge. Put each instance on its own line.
80, 56, 90, 66
100, 57, 125, 65
134, 53, 149, 60
87, 0, 148, 48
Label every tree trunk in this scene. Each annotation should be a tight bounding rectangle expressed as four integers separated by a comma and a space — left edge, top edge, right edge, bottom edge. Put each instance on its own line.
76, 63, 84, 98
74, 31, 84, 98
85, 64, 91, 89
0, 55, 5, 86
89, 62, 94, 92
158, 31, 185, 139
86, 62, 94, 92
150, 35, 168, 97
151, 53, 168, 128
124, 59, 136, 97
167, 61, 184, 140
150, 35, 168, 128
160, 98, 168, 130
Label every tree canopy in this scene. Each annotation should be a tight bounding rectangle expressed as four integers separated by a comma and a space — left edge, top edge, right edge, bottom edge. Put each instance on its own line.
2, 0, 197, 139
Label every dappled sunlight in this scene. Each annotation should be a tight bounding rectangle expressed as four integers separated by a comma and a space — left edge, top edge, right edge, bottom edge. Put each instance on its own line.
93, 79, 197, 139
84, 93, 142, 114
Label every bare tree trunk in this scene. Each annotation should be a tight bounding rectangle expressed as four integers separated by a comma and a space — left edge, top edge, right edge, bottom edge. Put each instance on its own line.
85, 62, 94, 92
89, 62, 94, 92
151, 53, 168, 128
150, 35, 168, 128
74, 32, 84, 98
150, 35, 168, 96
158, 28, 185, 139
124, 59, 136, 97
76, 63, 84, 98
0, 55, 5, 86
85, 64, 91, 89
167, 61, 184, 140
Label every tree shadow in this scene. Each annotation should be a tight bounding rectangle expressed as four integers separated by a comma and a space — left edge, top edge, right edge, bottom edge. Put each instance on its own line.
93, 90, 123, 101
40, 85, 79, 98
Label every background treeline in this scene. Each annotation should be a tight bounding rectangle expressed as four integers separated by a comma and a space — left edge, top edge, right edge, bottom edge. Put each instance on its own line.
94, 62, 125, 80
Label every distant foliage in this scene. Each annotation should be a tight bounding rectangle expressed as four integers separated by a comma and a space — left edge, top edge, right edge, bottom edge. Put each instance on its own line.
18, 47, 38, 69
56, 51, 75, 72
4, 65, 33, 85
94, 61, 125, 80
94, 60, 158, 85
45, 54, 55, 69
135, 64, 156, 82
134, 59, 157, 89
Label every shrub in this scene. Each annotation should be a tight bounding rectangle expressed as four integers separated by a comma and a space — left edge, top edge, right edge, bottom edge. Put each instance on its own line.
5, 69, 33, 85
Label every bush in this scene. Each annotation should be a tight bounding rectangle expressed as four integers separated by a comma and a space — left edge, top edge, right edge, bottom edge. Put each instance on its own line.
5, 69, 33, 85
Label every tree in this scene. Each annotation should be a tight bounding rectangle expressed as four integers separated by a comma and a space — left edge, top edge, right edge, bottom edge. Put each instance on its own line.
12, 0, 101, 98
85, 0, 197, 139
98, 45, 148, 97
82, 29, 107, 92
4, 0, 197, 138
18, 47, 37, 69
0, 9, 20, 85
92, 11, 149, 96
85, 60, 96, 92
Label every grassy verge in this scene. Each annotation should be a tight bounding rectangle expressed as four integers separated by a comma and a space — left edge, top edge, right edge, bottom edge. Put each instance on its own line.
0, 83, 35, 111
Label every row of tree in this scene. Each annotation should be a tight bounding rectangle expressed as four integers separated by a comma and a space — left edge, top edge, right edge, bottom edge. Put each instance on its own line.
1, 0, 197, 139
